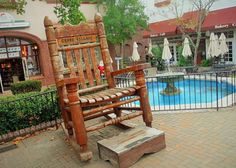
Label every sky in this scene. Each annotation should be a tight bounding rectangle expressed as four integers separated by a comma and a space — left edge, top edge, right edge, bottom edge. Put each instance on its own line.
140, 0, 236, 23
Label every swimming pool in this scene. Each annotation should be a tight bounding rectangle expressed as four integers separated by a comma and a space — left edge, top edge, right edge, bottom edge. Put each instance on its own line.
146, 79, 236, 106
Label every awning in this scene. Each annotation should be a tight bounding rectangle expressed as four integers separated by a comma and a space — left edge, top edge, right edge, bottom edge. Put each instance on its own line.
143, 19, 177, 38
144, 6, 236, 38
202, 6, 236, 31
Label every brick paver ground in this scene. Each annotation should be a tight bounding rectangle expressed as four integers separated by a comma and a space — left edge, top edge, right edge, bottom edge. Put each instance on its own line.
1, 107, 236, 168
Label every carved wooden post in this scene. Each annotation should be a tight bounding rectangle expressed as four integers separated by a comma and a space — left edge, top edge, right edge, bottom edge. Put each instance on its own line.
44, 17, 92, 160
135, 70, 153, 127
44, 17, 73, 135
64, 78, 92, 161
95, 13, 122, 117
95, 13, 115, 88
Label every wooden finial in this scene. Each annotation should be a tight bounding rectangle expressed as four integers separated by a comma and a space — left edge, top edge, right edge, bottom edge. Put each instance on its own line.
94, 13, 102, 22
44, 16, 53, 27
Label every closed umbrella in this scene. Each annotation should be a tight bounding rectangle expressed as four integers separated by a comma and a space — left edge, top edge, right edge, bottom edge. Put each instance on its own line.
219, 33, 229, 55
182, 37, 192, 57
207, 32, 220, 57
214, 34, 221, 57
131, 42, 140, 61
162, 38, 172, 61
162, 38, 172, 72
148, 41, 153, 56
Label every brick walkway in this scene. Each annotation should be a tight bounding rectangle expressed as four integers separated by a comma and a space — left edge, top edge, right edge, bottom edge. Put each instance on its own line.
1, 107, 236, 168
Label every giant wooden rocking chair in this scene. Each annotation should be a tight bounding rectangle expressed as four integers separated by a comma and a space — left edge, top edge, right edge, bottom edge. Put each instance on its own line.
44, 13, 153, 161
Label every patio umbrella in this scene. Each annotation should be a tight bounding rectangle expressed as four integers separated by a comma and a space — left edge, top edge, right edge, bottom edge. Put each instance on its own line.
219, 33, 229, 55
182, 37, 192, 57
148, 41, 153, 56
131, 42, 140, 61
214, 34, 221, 57
207, 32, 220, 57
162, 38, 172, 61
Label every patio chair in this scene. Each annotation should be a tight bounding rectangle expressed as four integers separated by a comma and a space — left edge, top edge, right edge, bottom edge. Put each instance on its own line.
44, 13, 152, 161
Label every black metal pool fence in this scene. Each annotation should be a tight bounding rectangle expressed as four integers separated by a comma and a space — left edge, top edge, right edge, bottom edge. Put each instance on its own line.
115, 70, 236, 111
0, 90, 60, 135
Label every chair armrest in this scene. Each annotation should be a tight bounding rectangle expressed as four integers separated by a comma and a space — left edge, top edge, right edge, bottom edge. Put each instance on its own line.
111, 63, 151, 77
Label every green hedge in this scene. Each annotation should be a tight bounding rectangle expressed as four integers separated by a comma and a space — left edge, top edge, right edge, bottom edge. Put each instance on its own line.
0, 90, 60, 135
201, 58, 213, 67
10, 80, 42, 95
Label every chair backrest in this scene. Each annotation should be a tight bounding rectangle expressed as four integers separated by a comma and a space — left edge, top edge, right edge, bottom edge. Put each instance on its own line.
44, 13, 115, 90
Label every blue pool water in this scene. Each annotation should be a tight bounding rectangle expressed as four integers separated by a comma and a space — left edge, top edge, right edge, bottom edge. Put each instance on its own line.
146, 79, 236, 106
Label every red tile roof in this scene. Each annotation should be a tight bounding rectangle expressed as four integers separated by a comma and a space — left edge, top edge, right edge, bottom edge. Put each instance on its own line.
144, 6, 236, 38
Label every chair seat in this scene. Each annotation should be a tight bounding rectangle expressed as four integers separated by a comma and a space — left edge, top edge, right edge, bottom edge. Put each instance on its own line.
79, 86, 141, 104
63, 86, 141, 106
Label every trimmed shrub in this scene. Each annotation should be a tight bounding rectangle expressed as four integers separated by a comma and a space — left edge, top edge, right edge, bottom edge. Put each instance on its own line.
0, 90, 60, 135
151, 46, 165, 71
10, 80, 42, 95
201, 58, 213, 67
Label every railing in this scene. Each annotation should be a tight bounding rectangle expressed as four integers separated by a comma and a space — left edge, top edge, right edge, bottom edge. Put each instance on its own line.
1, 70, 235, 136
0, 90, 60, 135
116, 70, 236, 111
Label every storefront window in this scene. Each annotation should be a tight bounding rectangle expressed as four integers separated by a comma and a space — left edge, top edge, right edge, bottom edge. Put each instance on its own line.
27, 45, 40, 75
6, 37, 20, 46
225, 41, 233, 62
0, 37, 41, 78
215, 31, 234, 39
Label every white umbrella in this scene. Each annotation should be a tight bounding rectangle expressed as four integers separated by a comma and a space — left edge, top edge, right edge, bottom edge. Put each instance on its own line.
131, 42, 140, 61
162, 38, 172, 61
208, 32, 220, 57
214, 34, 221, 57
182, 37, 192, 57
219, 33, 229, 55
148, 41, 153, 56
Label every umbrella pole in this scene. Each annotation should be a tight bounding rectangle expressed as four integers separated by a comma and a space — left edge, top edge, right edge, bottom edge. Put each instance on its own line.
167, 60, 171, 72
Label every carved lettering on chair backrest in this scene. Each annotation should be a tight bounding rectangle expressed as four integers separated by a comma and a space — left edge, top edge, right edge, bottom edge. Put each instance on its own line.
54, 22, 105, 89
44, 13, 114, 91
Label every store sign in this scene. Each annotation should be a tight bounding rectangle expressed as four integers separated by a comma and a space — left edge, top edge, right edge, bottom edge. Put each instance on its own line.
7, 46, 21, 52
0, 48, 7, 53
0, 12, 30, 29
215, 24, 229, 29
215, 23, 236, 29
8, 52, 20, 58
0, 53, 8, 59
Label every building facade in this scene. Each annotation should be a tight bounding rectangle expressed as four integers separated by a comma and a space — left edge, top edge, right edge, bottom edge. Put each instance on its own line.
0, 0, 99, 92
144, 6, 236, 65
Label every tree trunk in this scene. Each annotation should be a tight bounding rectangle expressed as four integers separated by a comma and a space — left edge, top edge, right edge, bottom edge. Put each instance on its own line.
120, 42, 124, 68
194, 33, 201, 65
108, 43, 117, 68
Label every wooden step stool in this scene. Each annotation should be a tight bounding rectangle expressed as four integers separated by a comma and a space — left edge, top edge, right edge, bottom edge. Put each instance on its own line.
97, 127, 166, 168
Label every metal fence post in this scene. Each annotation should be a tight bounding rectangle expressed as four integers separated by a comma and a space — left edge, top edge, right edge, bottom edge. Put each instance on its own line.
216, 72, 219, 111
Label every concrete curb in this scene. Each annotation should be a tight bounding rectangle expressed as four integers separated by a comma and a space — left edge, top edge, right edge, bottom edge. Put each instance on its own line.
0, 119, 63, 143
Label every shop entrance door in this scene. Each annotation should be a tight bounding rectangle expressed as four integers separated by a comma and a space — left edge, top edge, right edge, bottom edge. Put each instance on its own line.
0, 58, 25, 91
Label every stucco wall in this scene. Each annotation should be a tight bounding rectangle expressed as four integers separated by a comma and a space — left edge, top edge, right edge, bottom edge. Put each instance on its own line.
0, 1, 99, 40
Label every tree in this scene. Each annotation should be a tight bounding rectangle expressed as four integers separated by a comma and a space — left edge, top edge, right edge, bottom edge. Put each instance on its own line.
170, 0, 217, 65
96, 0, 148, 58
54, 0, 85, 25
0, 0, 27, 14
